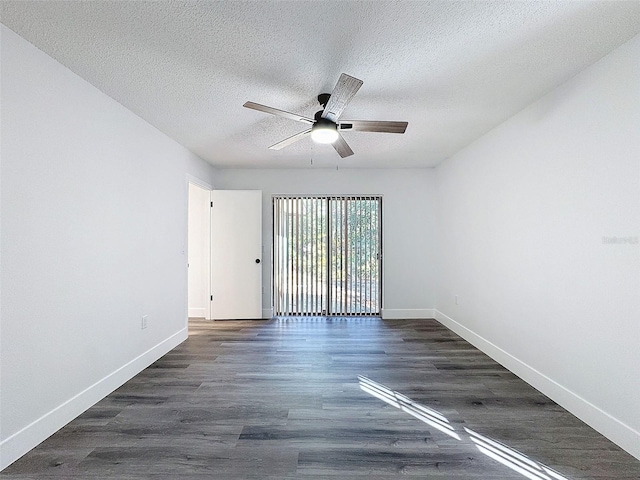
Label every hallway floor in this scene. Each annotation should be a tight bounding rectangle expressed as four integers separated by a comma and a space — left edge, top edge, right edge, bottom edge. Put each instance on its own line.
2, 317, 639, 479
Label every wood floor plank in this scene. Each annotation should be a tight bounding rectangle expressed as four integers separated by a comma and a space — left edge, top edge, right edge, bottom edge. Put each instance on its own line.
2, 317, 639, 479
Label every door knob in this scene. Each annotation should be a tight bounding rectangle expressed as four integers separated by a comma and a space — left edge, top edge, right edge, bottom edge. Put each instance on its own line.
255, 259, 261, 264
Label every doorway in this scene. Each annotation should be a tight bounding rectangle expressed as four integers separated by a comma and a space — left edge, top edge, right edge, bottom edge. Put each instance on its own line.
273, 196, 382, 316
187, 182, 212, 321
188, 186, 263, 323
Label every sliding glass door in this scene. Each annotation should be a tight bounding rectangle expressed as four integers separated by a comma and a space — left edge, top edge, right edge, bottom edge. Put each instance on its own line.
273, 196, 381, 316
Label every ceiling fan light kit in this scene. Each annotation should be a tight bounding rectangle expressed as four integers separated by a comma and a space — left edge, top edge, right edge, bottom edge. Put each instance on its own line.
244, 73, 408, 158
311, 119, 339, 144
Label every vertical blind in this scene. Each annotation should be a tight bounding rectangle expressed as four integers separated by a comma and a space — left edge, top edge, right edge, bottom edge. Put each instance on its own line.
273, 196, 381, 316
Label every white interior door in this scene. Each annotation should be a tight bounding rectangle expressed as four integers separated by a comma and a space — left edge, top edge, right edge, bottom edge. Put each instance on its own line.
210, 190, 262, 319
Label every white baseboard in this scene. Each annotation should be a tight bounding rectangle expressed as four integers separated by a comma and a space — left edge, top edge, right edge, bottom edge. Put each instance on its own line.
0, 328, 188, 471
381, 308, 435, 319
262, 308, 274, 319
434, 309, 640, 460
188, 307, 205, 318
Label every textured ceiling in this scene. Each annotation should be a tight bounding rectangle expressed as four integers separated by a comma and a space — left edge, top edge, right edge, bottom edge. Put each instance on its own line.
2, 1, 639, 169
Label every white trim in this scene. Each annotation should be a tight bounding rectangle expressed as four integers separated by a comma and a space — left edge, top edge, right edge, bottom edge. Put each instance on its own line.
188, 307, 206, 318
186, 180, 213, 321
381, 308, 435, 319
434, 309, 640, 460
262, 308, 274, 319
0, 328, 188, 471
186, 174, 213, 191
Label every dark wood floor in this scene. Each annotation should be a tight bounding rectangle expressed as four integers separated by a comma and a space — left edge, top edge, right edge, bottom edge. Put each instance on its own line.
2, 317, 639, 479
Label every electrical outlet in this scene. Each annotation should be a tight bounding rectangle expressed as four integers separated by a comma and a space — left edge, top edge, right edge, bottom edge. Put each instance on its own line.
455, 295, 459, 305
141, 315, 148, 329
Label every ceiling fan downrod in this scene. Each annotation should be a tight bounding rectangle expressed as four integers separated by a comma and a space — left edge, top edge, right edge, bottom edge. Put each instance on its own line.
317, 93, 331, 108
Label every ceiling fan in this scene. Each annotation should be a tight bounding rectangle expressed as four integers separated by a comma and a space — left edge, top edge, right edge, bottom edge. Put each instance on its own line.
243, 73, 408, 158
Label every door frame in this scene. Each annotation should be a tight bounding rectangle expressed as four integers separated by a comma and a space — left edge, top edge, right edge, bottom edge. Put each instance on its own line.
187, 175, 213, 322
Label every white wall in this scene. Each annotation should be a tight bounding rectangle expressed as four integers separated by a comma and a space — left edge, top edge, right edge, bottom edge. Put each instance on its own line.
434, 34, 640, 459
188, 183, 211, 318
214, 168, 437, 318
0, 26, 216, 469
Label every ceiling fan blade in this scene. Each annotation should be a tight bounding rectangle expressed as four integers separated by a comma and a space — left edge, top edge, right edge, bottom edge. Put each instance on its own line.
339, 120, 408, 134
244, 101, 314, 124
332, 133, 354, 158
321, 73, 363, 122
268, 129, 312, 150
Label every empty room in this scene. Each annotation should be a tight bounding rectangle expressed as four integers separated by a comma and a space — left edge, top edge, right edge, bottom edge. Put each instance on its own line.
1, 1, 638, 478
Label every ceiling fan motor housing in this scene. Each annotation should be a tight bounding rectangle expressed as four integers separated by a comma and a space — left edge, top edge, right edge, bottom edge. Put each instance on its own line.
314, 109, 331, 123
